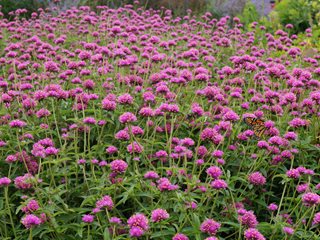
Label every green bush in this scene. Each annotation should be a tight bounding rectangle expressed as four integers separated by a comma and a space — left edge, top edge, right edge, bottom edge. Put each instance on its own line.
274, 0, 319, 33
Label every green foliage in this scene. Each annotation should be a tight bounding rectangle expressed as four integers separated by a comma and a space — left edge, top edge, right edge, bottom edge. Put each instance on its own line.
0, 0, 45, 19
237, 1, 260, 27
274, 0, 319, 33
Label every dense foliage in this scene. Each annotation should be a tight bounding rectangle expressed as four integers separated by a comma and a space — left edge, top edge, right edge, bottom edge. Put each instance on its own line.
0, 3, 319, 240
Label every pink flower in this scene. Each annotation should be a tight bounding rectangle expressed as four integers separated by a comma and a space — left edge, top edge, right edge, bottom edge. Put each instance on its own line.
127, 141, 144, 154
95, 195, 114, 210
21, 214, 41, 229
151, 208, 170, 222
0, 177, 11, 186
109, 160, 128, 173
127, 213, 149, 237
9, 120, 27, 128
206, 166, 223, 179
82, 214, 94, 223
248, 172, 266, 186
119, 112, 137, 124
200, 219, 221, 235
22, 199, 40, 213
172, 233, 189, 240
302, 192, 320, 206
244, 228, 266, 240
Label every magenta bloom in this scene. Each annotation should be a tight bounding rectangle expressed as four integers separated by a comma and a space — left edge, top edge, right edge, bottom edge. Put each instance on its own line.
200, 219, 221, 235
312, 212, 320, 225
283, 227, 294, 235
267, 203, 278, 211
95, 195, 114, 210
151, 208, 170, 222
211, 179, 228, 189
127, 141, 144, 154
238, 210, 258, 228
14, 174, 35, 189
0, 177, 11, 186
172, 233, 189, 240
248, 172, 266, 186
244, 228, 266, 240
127, 213, 149, 237
302, 192, 320, 206
9, 120, 27, 128
206, 166, 223, 179
157, 178, 179, 191
21, 214, 41, 229
22, 200, 40, 213
82, 214, 94, 223
119, 112, 137, 124
109, 159, 128, 173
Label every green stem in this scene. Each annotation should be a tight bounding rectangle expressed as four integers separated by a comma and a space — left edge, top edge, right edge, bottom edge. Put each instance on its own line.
5, 187, 17, 238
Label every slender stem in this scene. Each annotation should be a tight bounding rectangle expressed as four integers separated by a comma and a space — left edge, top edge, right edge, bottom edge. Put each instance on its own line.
5, 187, 17, 238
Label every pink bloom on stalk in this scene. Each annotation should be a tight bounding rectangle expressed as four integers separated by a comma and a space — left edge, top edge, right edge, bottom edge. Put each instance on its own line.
283, 227, 294, 235
144, 171, 159, 179
22, 199, 40, 213
157, 178, 179, 191
211, 179, 228, 189
267, 203, 278, 211
151, 208, 170, 222
248, 172, 266, 186
9, 120, 27, 128
21, 214, 41, 229
14, 174, 35, 189
200, 219, 221, 235
0, 177, 11, 186
82, 214, 94, 223
238, 210, 258, 228
95, 195, 114, 210
172, 233, 189, 240
119, 112, 137, 124
127, 141, 144, 154
109, 159, 128, 173
127, 213, 149, 237
302, 192, 320, 206
206, 166, 223, 179
244, 228, 266, 240
312, 212, 320, 225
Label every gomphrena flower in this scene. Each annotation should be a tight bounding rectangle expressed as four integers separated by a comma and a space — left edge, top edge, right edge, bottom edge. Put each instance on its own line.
172, 233, 189, 240
312, 212, 320, 225
95, 195, 114, 210
283, 227, 294, 235
22, 199, 40, 213
157, 178, 179, 191
238, 210, 258, 228
127, 213, 149, 237
0, 177, 11, 186
244, 228, 266, 240
127, 141, 144, 154
302, 192, 320, 206
82, 214, 94, 223
204, 237, 219, 240
151, 208, 170, 222
21, 214, 42, 229
119, 112, 137, 124
267, 203, 278, 211
211, 179, 228, 189
144, 171, 159, 179
9, 119, 27, 128
200, 219, 221, 235
109, 159, 128, 173
14, 174, 36, 189
248, 172, 266, 186
206, 166, 223, 179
